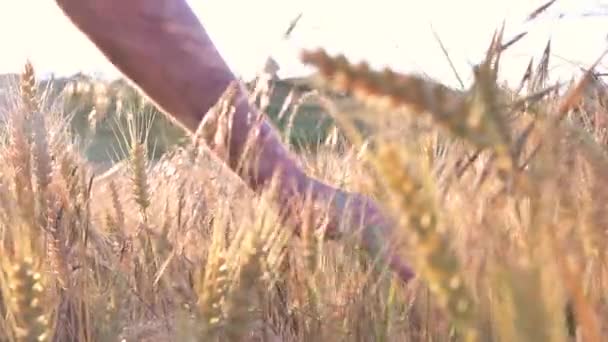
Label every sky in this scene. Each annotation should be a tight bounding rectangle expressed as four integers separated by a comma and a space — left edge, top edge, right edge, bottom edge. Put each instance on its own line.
0, 0, 606, 89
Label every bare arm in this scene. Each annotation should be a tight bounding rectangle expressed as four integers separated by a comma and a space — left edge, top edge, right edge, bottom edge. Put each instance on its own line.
54, 0, 415, 282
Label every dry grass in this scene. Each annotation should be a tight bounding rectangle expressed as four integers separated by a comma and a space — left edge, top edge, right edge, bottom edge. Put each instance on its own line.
2, 19, 608, 341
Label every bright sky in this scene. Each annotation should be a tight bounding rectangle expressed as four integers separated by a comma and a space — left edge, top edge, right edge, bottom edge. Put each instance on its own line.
0, 0, 606, 88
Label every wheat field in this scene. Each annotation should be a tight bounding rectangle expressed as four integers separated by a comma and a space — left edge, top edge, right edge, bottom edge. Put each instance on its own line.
1, 11, 608, 342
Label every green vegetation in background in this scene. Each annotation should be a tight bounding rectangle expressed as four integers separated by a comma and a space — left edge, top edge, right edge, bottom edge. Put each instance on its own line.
1, 73, 339, 164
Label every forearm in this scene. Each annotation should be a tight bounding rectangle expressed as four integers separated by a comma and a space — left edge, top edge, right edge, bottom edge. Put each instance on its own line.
54, 0, 415, 282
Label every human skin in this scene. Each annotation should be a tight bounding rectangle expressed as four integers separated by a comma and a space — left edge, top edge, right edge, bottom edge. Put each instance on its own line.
53, 0, 415, 282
